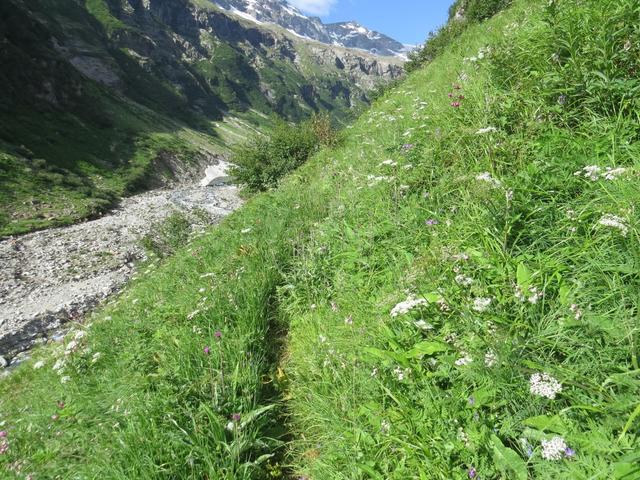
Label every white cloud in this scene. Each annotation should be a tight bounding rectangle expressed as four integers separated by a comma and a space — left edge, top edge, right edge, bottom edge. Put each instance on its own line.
287, 0, 337, 16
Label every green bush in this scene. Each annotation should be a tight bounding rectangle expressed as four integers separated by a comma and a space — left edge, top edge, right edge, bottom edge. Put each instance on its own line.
141, 211, 192, 258
231, 114, 337, 192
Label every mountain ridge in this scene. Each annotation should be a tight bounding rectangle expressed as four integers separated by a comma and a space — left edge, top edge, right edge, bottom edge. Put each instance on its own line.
211, 0, 412, 57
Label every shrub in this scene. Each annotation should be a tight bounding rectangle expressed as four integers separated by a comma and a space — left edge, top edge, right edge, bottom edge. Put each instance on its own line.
141, 211, 192, 258
231, 114, 337, 192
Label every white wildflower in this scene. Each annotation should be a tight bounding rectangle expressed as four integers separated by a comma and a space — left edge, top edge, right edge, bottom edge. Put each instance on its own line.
91, 352, 102, 364
541, 436, 569, 461
528, 286, 543, 304
187, 310, 200, 320
437, 299, 450, 312
455, 274, 473, 287
390, 297, 427, 317
455, 354, 473, 366
475, 126, 498, 135
318, 335, 327, 344
371, 368, 378, 377
514, 284, 526, 302
33, 360, 45, 370
505, 189, 514, 202
575, 165, 601, 180
226, 422, 235, 431
414, 320, 434, 331
570, 304, 583, 320
598, 214, 629, 236
476, 172, 502, 188
457, 427, 470, 446
381, 419, 391, 434
604, 167, 627, 180
61, 376, 71, 384
241, 228, 252, 234
74, 330, 86, 341
394, 366, 410, 381
484, 350, 498, 367
530, 372, 562, 399
52, 358, 65, 373
65, 340, 78, 355
473, 297, 492, 312
575, 165, 628, 181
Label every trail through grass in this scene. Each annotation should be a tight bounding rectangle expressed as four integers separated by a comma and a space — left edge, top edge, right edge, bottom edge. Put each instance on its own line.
1, 0, 639, 478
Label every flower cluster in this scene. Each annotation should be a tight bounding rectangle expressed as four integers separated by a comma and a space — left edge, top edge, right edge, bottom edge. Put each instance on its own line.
390, 297, 427, 317
455, 274, 473, 287
530, 372, 562, 399
598, 214, 629, 236
541, 436, 574, 461
475, 126, 498, 135
484, 350, 498, 367
515, 284, 543, 304
475, 172, 502, 188
574, 165, 627, 181
455, 354, 473, 366
472, 297, 492, 312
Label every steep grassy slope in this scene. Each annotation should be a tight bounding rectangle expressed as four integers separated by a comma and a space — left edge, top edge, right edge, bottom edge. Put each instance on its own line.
1, 0, 639, 478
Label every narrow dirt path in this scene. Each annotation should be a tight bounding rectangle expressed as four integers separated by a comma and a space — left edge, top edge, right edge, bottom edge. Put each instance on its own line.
0, 180, 242, 366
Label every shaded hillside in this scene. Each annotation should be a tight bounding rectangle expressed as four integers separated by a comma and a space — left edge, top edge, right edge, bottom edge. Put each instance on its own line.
0, 0, 402, 236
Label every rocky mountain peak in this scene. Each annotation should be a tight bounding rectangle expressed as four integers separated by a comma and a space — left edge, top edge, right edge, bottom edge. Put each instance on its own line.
210, 0, 411, 58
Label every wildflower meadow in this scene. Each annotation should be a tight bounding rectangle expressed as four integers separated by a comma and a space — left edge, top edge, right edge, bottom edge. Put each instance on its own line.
1, 0, 639, 478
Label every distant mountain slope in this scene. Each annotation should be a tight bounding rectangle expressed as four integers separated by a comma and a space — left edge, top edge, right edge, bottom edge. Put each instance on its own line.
212, 0, 411, 57
0, 0, 403, 236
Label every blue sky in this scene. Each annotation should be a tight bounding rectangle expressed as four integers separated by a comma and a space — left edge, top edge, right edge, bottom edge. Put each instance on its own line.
288, 0, 453, 45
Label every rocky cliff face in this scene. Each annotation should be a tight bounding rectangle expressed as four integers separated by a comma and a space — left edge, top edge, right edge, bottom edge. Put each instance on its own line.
2, 0, 403, 126
212, 0, 410, 57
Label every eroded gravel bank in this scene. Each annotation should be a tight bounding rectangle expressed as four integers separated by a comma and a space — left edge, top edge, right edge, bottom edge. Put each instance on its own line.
0, 182, 242, 365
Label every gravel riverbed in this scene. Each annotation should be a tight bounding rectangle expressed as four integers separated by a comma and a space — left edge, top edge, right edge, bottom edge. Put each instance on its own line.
0, 181, 242, 367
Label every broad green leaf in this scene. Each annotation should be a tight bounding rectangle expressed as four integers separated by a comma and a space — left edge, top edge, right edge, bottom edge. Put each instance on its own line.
406, 341, 449, 358
523, 415, 566, 433
491, 435, 528, 480
517, 262, 532, 290
356, 463, 383, 479
558, 284, 571, 305
363, 347, 409, 367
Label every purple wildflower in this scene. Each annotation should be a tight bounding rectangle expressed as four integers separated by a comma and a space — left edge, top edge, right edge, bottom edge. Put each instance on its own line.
0, 441, 8, 455
232, 413, 241, 422
468, 467, 477, 478
451, 101, 461, 108
425, 219, 439, 226
468, 396, 475, 406
565, 447, 576, 458
558, 94, 567, 105
402, 143, 415, 151
214, 331, 222, 339
0, 431, 6, 438
204, 346, 211, 355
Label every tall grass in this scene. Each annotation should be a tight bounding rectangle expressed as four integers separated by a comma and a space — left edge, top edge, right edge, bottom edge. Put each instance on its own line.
282, 0, 640, 478
1, 0, 639, 478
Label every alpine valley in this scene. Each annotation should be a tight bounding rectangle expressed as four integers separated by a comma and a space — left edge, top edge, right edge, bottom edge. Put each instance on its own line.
0, 0, 405, 236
